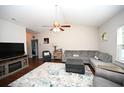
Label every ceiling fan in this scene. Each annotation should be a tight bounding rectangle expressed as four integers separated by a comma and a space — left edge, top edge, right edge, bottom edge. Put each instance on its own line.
41, 5, 71, 32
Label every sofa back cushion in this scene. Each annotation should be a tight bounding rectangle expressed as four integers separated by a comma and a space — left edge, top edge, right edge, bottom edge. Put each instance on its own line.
64, 51, 80, 57
64, 50, 97, 57
64, 51, 72, 57
88, 51, 97, 57
64, 50, 112, 62
95, 52, 112, 62
79, 51, 88, 57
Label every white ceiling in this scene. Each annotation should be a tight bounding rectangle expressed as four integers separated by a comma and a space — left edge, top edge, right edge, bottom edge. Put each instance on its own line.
0, 4, 123, 32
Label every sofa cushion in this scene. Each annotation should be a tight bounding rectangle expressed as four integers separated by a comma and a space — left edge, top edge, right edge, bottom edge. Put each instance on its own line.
88, 51, 97, 57
95, 52, 112, 62
95, 51, 99, 58
79, 51, 88, 57
93, 76, 121, 87
64, 51, 73, 57
65, 57, 90, 61
90, 58, 108, 67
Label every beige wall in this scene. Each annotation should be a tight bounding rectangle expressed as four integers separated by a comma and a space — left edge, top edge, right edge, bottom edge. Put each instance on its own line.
0, 19, 27, 54
35, 25, 99, 58
26, 31, 33, 58
99, 10, 124, 62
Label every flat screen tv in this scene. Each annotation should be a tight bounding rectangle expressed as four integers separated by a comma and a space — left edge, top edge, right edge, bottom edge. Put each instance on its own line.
0, 42, 25, 59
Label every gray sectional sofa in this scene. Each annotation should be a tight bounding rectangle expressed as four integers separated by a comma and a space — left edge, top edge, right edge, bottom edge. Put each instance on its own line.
63, 50, 112, 73
63, 50, 112, 66
63, 50, 98, 63
63, 50, 124, 87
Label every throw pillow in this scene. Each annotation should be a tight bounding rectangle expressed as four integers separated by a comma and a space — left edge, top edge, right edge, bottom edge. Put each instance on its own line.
73, 54, 79, 57
94, 56, 99, 60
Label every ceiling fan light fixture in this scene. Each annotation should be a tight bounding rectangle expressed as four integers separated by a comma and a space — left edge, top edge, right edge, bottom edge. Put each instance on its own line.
41, 4, 71, 32
52, 27, 61, 32
53, 21, 60, 27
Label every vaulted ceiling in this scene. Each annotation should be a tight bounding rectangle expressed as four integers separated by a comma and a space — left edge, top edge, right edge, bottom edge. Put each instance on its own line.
0, 4, 123, 32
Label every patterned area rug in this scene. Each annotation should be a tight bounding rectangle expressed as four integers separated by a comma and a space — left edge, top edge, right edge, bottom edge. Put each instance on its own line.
9, 62, 93, 87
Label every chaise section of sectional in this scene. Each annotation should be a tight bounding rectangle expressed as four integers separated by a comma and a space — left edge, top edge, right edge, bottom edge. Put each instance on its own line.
90, 58, 112, 74
90, 51, 112, 74
93, 65, 124, 87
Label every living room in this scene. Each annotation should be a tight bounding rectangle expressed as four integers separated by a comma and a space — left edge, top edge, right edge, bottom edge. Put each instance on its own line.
0, 0, 124, 92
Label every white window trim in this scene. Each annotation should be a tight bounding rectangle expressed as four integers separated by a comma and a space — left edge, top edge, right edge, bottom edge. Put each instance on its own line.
116, 59, 124, 63
116, 27, 124, 63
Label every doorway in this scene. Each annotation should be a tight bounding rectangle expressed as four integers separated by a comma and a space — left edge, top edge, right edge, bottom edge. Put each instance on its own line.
31, 39, 38, 58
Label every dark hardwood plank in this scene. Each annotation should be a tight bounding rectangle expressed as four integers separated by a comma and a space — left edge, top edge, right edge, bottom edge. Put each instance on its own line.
86, 64, 95, 75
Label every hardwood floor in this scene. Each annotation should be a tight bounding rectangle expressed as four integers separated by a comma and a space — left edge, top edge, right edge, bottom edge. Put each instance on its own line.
86, 64, 95, 75
0, 58, 94, 87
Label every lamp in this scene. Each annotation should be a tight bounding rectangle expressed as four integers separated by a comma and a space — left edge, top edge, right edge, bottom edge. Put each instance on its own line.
52, 43, 57, 51
52, 27, 61, 32
52, 6, 61, 32
41, 5, 71, 31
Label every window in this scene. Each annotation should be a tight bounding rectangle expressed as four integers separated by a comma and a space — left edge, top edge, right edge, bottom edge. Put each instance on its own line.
117, 26, 124, 63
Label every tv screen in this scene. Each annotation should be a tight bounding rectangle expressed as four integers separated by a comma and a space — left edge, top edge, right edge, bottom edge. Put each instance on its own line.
0, 43, 25, 59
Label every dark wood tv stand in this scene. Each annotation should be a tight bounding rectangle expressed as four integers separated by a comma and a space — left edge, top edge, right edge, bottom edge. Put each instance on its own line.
0, 55, 28, 79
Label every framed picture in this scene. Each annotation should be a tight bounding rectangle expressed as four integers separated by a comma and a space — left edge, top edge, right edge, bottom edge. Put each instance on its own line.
44, 38, 49, 44
101, 32, 108, 41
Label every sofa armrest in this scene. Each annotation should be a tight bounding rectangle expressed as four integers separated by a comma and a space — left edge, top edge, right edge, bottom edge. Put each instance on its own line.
93, 76, 121, 87
95, 68, 124, 85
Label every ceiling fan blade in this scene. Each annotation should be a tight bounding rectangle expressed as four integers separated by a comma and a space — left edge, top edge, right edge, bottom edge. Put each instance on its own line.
60, 28, 64, 31
50, 28, 53, 31
61, 25, 71, 27
41, 25, 53, 27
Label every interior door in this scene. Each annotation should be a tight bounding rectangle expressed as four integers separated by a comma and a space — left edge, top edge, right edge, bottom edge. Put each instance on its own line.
31, 39, 38, 58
